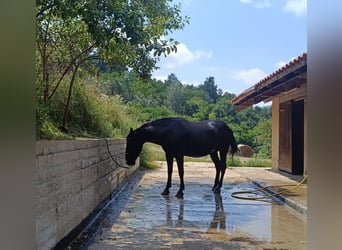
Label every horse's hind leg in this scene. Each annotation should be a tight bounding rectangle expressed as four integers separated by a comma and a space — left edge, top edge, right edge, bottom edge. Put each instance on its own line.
210, 152, 221, 192
216, 149, 228, 193
175, 155, 184, 198
161, 153, 173, 196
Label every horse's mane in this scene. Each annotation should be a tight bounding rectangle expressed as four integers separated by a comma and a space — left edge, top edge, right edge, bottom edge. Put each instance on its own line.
138, 118, 184, 132
135, 121, 154, 136
152, 117, 185, 124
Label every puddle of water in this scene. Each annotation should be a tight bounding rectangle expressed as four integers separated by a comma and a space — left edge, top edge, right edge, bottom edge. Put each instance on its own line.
69, 169, 307, 250
115, 182, 306, 245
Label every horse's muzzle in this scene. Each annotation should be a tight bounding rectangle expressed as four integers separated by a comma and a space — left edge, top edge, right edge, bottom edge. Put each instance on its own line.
126, 160, 135, 166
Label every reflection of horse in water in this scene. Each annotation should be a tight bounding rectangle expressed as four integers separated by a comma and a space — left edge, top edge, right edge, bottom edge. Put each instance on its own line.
125, 117, 238, 198
163, 193, 228, 237
164, 196, 184, 227
207, 194, 227, 235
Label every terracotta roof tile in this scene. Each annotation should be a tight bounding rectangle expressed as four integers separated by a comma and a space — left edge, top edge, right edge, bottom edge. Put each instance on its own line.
231, 52, 307, 110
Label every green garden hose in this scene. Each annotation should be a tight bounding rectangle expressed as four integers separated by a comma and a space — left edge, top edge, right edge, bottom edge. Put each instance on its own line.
231, 175, 307, 201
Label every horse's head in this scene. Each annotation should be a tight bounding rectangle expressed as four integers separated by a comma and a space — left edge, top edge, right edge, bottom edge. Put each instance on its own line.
125, 128, 143, 166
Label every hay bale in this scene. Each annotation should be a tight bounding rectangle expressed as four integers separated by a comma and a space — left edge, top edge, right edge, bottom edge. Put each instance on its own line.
236, 144, 254, 157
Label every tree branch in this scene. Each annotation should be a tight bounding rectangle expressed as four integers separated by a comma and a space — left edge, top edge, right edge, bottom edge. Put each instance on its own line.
47, 42, 97, 101
61, 63, 79, 131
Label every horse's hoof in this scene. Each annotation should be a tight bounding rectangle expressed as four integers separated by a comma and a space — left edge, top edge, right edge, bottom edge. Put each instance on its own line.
175, 191, 184, 199
161, 190, 170, 196
213, 187, 221, 194
212, 185, 218, 191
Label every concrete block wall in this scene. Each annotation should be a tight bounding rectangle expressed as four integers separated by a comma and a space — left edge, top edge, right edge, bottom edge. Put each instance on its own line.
36, 139, 139, 250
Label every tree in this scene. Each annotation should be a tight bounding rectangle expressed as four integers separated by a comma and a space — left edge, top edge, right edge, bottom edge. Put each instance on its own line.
211, 96, 237, 122
183, 85, 205, 116
99, 71, 135, 102
165, 73, 182, 86
253, 118, 272, 158
36, 0, 189, 130
200, 76, 219, 103
166, 81, 185, 114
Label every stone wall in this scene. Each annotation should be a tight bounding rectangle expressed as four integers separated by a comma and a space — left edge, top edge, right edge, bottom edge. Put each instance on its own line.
35, 139, 139, 250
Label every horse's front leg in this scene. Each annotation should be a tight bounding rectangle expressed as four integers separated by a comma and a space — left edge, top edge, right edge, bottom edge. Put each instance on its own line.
175, 155, 184, 198
161, 153, 173, 196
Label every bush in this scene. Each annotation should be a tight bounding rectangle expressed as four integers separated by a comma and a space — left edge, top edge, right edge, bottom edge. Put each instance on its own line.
36, 79, 140, 139
36, 90, 71, 139
228, 157, 271, 167
139, 143, 163, 168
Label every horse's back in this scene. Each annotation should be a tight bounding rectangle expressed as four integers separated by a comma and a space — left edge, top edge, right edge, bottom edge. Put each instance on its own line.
151, 118, 234, 155
153, 117, 232, 139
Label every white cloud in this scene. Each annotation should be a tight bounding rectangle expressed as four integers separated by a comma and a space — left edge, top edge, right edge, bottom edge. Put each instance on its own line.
153, 75, 168, 82
152, 75, 201, 86
239, 0, 271, 8
158, 43, 212, 69
274, 61, 287, 69
274, 56, 297, 69
233, 68, 267, 85
239, 0, 306, 16
283, 0, 307, 17
182, 80, 201, 86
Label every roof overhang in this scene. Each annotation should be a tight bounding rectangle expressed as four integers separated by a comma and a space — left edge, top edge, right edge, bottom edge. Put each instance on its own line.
231, 53, 307, 111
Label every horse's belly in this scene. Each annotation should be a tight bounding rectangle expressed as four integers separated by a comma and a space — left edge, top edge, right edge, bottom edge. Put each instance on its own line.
164, 134, 219, 157
185, 152, 211, 157
182, 144, 216, 157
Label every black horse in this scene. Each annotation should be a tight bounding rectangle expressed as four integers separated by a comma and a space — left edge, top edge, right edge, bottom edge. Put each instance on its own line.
125, 117, 238, 198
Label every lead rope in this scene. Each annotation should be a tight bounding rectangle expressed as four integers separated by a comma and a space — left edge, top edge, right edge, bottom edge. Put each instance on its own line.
231, 175, 307, 201
104, 138, 130, 169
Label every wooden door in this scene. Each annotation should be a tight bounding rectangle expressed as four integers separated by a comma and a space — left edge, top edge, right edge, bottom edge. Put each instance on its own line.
278, 102, 292, 173
292, 100, 304, 175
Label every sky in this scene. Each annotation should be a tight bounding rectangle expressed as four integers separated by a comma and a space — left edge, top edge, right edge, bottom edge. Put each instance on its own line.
152, 0, 307, 98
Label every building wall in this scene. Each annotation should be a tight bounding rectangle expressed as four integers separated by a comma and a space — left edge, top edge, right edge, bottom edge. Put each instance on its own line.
36, 139, 139, 250
304, 97, 307, 175
271, 84, 307, 175
271, 97, 280, 171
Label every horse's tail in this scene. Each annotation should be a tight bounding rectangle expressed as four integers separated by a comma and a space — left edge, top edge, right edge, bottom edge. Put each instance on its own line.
229, 131, 239, 155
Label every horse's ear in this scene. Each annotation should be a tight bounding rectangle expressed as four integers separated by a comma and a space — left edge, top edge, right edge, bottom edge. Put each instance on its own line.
129, 127, 134, 134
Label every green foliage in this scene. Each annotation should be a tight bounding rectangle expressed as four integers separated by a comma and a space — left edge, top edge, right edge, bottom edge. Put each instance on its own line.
227, 157, 243, 167
200, 76, 220, 103
36, 0, 189, 131
139, 143, 164, 169
36, 97, 72, 139
35, 1, 271, 158
253, 118, 272, 158
245, 158, 271, 167
37, 78, 140, 139
140, 144, 271, 168
165, 82, 185, 114
37, 65, 272, 165
130, 78, 168, 107
36, 0, 189, 81
227, 157, 271, 167
98, 72, 135, 102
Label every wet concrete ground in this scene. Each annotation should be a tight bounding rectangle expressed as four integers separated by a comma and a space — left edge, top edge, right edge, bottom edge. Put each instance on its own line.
69, 162, 307, 250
